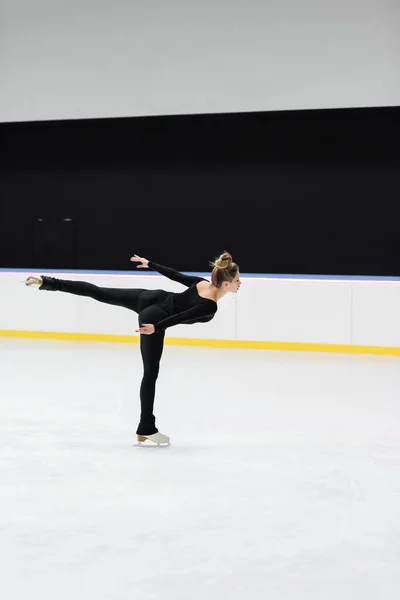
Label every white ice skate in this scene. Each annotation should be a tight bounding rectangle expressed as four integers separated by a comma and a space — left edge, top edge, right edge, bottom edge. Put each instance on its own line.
24, 277, 42, 287
136, 432, 170, 447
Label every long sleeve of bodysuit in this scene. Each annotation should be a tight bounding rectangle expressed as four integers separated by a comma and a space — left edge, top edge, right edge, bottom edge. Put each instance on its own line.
147, 261, 206, 287
153, 302, 217, 332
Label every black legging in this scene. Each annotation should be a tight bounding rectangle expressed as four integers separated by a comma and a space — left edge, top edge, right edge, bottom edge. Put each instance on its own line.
40, 277, 171, 435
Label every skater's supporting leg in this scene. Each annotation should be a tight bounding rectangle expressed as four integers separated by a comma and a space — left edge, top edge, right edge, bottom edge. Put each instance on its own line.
135, 305, 167, 436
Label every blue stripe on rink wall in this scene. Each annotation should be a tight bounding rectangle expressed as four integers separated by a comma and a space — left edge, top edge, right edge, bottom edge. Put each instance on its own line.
1, 268, 400, 282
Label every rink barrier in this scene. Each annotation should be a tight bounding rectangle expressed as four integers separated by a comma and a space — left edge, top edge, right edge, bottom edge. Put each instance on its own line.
1, 269, 400, 357
1, 330, 400, 357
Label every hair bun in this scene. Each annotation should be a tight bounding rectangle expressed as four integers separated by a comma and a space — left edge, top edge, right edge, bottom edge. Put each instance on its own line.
214, 251, 233, 270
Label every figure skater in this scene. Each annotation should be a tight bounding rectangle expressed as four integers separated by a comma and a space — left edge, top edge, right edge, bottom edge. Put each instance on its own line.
25, 252, 241, 446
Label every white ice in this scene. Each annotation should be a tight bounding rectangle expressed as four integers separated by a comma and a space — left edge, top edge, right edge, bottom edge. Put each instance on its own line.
1, 339, 400, 600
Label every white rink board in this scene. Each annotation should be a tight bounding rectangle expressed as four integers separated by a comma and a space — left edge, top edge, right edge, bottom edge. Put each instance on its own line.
236, 278, 352, 344
351, 281, 400, 347
1, 271, 400, 348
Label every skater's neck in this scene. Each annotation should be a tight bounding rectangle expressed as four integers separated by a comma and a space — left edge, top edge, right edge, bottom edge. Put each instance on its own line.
207, 283, 231, 302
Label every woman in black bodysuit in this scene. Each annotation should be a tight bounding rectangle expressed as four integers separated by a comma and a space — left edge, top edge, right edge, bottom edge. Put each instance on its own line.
25, 252, 241, 446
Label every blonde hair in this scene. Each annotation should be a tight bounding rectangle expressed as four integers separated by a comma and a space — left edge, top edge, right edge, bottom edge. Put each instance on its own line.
210, 251, 239, 288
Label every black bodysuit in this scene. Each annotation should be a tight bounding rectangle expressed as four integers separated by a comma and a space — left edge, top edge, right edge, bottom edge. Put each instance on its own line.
138, 261, 218, 331
38, 261, 218, 436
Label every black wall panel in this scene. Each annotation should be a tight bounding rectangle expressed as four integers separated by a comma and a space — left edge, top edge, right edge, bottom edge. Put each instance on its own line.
1, 107, 398, 275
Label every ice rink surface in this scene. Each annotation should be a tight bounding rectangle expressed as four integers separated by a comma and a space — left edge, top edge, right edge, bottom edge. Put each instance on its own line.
1, 338, 399, 599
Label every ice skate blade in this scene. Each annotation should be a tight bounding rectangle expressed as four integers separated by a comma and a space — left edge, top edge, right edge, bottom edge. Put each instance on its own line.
23, 277, 42, 287
135, 434, 170, 448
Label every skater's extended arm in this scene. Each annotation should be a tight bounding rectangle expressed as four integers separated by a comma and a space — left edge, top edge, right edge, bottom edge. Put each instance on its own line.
130, 254, 205, 287
148, 261, 206, 287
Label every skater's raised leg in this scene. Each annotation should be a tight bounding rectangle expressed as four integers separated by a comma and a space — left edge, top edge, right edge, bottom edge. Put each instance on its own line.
26, 275, 147, 313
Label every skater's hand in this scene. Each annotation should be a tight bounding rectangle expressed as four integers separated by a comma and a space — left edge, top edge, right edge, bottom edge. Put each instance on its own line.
130, 254, 149, 268
136, 324, 155, 335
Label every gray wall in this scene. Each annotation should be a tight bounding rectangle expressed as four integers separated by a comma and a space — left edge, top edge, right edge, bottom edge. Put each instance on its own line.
1, 0, 399, 123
